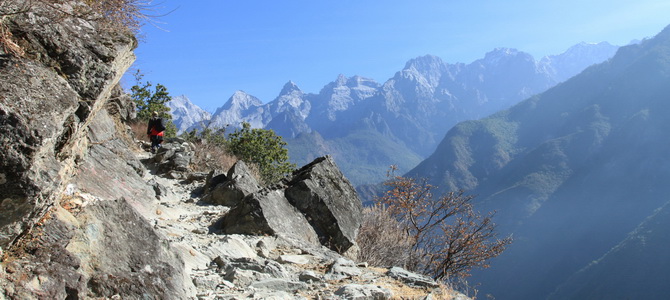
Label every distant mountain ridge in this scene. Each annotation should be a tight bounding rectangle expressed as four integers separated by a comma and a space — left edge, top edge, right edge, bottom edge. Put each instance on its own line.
406, 26, 670, 299
170, 42, 620, 185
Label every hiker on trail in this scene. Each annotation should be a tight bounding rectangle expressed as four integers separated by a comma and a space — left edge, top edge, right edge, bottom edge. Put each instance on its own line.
147, 111, 165, 153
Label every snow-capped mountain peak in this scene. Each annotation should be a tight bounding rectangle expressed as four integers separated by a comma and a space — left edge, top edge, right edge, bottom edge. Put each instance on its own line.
539, 41, 619, 81
481, 48, 533, 65
167, 95, 211, 133
279, 81, 302, 96
222, 90, 263, 111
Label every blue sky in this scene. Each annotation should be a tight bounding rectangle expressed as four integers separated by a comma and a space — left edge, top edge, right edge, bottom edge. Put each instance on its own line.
128, 0, 670, 111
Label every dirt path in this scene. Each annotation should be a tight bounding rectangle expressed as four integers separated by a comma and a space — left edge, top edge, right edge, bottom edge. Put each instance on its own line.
135, 151, 235, 298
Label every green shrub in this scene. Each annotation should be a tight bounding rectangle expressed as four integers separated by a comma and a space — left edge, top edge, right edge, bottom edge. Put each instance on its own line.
130, 70, 176, 138
227, 122, 296, 184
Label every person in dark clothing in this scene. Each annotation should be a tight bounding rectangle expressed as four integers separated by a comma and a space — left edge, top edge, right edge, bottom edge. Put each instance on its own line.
147, 111, 165, 153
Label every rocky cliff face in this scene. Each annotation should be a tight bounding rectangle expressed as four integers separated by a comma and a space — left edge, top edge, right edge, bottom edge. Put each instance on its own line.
0, 2, 461, 299
0, 2, 197, 298
0, 1, 136, 250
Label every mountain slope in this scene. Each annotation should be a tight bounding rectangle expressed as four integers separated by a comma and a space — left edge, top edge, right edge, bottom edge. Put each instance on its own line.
407, 26, 670, 299
290, 46, 618, 185
549, 200, 670, 299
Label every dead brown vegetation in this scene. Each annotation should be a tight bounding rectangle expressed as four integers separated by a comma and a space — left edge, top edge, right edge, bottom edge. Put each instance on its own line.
356, 204, 415, 268
0, 0, 157, 57
129, 120, 149, 143
357, 166, 512, 283
189, 141, 238, 174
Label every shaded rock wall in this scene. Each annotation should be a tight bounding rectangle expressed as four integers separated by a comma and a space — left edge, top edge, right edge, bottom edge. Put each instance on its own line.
0, 1, 136, 248
0, 1, 192, 299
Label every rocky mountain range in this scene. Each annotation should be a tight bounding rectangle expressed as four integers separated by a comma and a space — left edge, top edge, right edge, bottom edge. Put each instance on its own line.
406, 25, 670, 299
171, 42, 620, 186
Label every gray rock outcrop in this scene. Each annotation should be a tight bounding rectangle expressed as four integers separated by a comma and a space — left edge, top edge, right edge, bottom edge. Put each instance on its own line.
286, 156, 363, 254
0, 1, 135, 249
202, 160, 261, 206
387, 266, 440, 288
220, 189, 321, 246
216, 156, 363, 256
152, 139, 195, 179
67, 198, 192, 298
334, 284, 393, 300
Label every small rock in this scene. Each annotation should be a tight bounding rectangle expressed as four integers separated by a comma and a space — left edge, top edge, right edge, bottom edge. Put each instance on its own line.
251, 278, 308, 292
387, 266, 439, 288
279, 254, 311, 265
298, 270, 321, 283
185, 172, 208, 183
191, 228, 207, 234
192, 274, 223, 290
326, 258, 362, 280
334, 284, 393, 300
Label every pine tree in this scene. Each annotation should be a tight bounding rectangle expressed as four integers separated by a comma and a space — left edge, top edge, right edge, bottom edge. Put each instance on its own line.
130, 70, 177, 138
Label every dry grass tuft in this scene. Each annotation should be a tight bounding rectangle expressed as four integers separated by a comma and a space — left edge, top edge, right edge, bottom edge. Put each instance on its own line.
356, 204, 415, 269
0, 17, 24, 57
189, 141, 237, 173
189, 140, 266, 184
129, 121, 148, 142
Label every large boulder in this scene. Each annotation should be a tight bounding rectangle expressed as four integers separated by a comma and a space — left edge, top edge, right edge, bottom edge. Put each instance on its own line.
202, 160, 261, 206
152, 139, 195, 178
74, 108, 156, 215
217, 156, 364, 256
1, 197, 193, 299
285, 156, 363, 254
220, 189, 320, 246
67, 198, 193, 298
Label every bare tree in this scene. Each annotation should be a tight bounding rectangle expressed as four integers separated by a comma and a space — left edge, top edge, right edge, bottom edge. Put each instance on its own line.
359, 166, 512, 281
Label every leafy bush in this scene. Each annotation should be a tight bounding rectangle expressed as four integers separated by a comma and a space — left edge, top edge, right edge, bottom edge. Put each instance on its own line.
227, 122, 296, 184
178, 122, 265, 183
